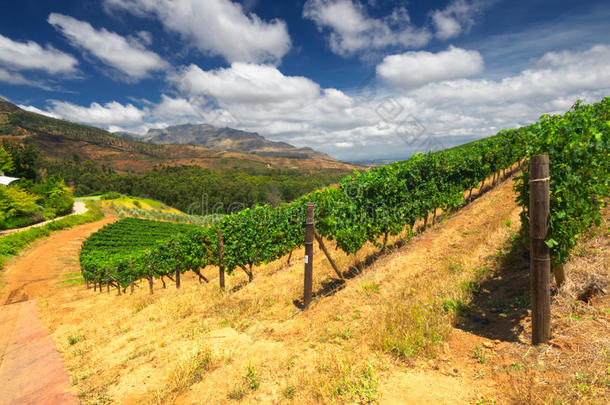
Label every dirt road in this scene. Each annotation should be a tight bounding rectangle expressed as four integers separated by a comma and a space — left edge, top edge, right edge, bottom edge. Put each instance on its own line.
0, 217, 114, 404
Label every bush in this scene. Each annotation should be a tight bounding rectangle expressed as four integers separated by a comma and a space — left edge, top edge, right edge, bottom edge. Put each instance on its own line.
101, 191, 122, 200
32, 176, 74, 217
0, 185, 43, 229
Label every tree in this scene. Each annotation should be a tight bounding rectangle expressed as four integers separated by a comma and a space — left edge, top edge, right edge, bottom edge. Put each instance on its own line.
0, 146, 14, 174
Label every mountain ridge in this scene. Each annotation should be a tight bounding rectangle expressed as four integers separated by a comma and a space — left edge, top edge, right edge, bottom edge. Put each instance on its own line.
115, 123, 330, 159
0, 98, 359, 174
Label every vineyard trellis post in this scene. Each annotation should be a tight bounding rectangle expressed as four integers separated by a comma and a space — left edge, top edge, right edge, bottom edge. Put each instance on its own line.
106, 268, 110, 294
115, 267, 121, 296
304, 202, 314, 308
218, 229, 225, 290
530, 154, 551, 345
174, 243, 181, 289
148, 263, 153, 295
129, 259, 134, 295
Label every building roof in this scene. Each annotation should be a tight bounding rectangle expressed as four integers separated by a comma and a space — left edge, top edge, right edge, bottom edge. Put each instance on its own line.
0, 175, 20, 186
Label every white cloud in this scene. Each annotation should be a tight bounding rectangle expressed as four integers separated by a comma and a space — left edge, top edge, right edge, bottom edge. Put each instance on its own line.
24, 44, 610, 161
431, 0, 489, 40
376, 46, 484, 89
48, 13, 168, 80
0, 68, 36, 86
104, 0, 291, 65
411, 44, 610, 105
17, 104, 61, 119
171, 63, 321, 105
0, 34, 78, 75
47, 100, 148, 126
303, 0, 430, 56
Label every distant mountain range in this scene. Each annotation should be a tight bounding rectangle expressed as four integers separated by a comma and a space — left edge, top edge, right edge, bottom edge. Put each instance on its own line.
0, 98, 359, 174
115, 124, 330, 159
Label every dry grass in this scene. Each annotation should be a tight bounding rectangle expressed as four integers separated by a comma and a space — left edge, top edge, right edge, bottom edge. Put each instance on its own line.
501, 206, 610, 404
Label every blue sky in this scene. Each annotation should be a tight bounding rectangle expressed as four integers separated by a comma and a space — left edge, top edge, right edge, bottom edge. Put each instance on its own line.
0, 0, 609, 161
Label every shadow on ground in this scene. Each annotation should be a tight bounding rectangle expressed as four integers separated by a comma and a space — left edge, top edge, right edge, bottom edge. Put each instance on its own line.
456, 240, 532, 342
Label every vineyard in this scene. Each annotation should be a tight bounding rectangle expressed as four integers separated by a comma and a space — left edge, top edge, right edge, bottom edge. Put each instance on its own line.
80, 98, 609, 294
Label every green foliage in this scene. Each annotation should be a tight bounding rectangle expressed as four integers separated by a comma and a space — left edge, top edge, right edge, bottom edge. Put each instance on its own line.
0, 185, 42, 228
32, 176, 74, 217
0, 146, 15, 174
2, 141, 40, 181
0, 201, 102, 270
514, 98, 609, 265
79, 98, 608, 291
101, 191, 122, 200
79, 218, 209, 286
46, 162, 347, 213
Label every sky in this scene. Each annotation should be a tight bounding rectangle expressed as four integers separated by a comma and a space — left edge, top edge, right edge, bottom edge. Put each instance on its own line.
0, 0, 608, 162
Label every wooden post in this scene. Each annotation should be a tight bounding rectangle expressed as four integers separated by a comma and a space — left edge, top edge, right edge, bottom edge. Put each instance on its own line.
304, 203, 314, 308
115, 267, 121, 296
129, 260, 134, 295
106, 268, 110, 294
93, 269, 97, 292
530, 154, 551, 345
314, 231, 343, 280
218, 229, 225, 290
148, 264, 154, 295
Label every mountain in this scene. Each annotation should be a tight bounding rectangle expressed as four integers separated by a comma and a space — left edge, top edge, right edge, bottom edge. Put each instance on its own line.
0, 98, 359, 174
115, 124, 330, 159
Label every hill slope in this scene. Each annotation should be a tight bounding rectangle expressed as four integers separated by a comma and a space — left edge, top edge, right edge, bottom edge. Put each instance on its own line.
0, 98, 357, 174
116, 124, 330, 159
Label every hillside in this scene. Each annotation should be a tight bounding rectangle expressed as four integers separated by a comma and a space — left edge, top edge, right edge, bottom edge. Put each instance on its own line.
1, 175, 607, 404
116, 124, 330, 159
0, 98, 358, 174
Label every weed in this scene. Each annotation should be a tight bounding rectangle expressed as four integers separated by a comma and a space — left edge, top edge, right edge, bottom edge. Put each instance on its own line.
227, 386, 246, 400
68, 334, 83, 345
245, 364, 260, 390
283, 384, 296, 399
444, 258, 463, 273
513, 295, 529, 308
460, 281, 481, 295
361, 282, 380, 296
443, 299, 471, 317
568, 313, 582, 322
504, 219, 512, 227
323, 359, 378, 403
508, 362, 524, 372
474, 345, 488, 364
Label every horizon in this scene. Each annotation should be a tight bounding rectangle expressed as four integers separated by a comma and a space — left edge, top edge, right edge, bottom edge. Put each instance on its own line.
0, 0, 608, 161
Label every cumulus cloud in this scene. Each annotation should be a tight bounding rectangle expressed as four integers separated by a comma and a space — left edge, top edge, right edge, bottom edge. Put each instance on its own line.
376, 46, 484, 89
411, 44, 610, 105
431, 0, 490, 40
171, 63, 321, 105
48, 13, 168, 80
47, 100, 148, 126
104, 0, 291, 65
303, 0, 430, 57
0, 34, 78, 75
23, 44, 610, 161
